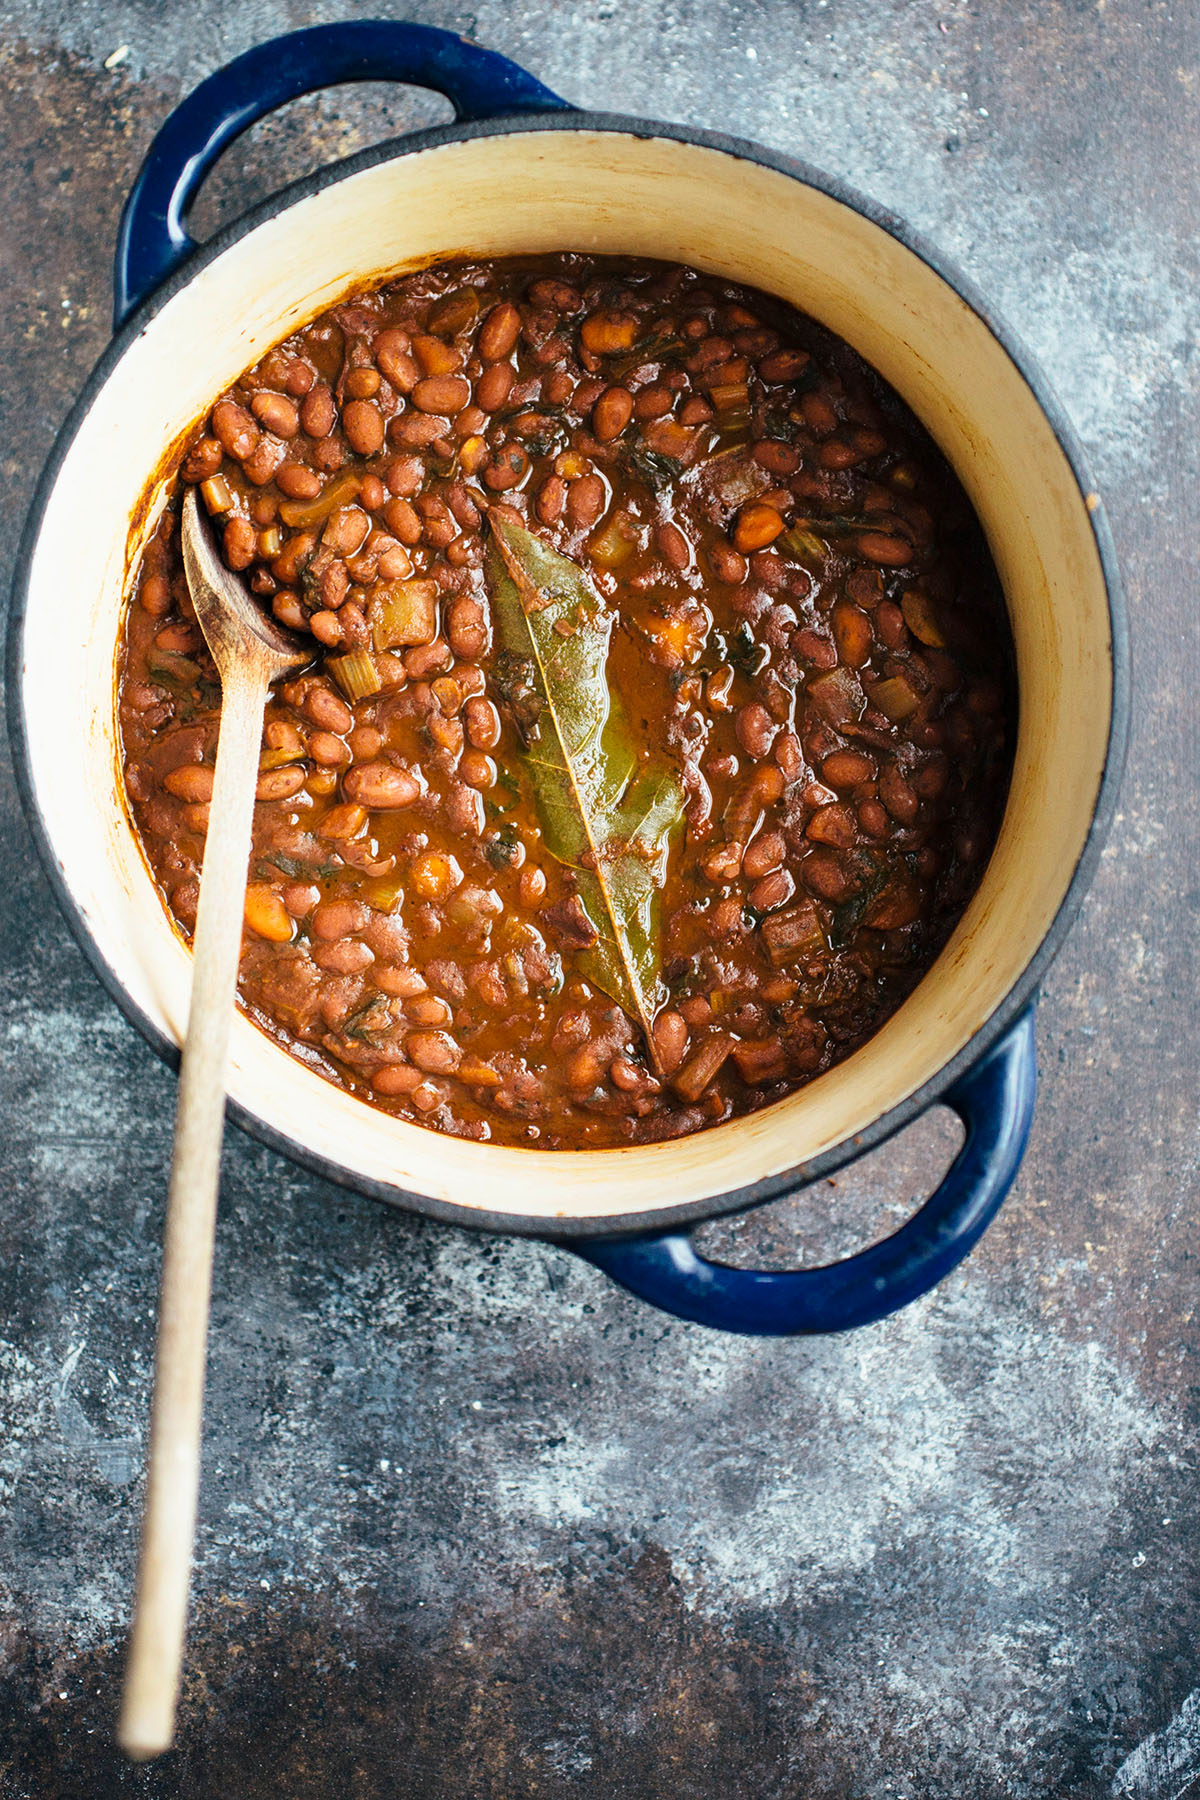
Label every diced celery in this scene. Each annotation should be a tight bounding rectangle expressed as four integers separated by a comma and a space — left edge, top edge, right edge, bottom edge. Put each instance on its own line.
369, 578, 439, 650
782, 524, 827, 562
327, 649, 382, 701
870, 674, 921, 721
279, 470, 361, 529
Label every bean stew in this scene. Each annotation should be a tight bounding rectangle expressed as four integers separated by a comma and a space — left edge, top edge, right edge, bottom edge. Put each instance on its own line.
118, 254, 1014, 1149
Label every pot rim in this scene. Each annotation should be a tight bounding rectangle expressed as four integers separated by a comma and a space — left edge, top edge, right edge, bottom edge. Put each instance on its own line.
8, 107, 1129, 1241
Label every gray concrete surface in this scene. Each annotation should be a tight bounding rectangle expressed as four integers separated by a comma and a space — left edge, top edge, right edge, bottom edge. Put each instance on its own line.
0, 3, 1197, 1795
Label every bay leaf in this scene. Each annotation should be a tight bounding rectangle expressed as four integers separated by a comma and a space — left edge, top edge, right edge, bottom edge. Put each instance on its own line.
484, 514, 686, 1066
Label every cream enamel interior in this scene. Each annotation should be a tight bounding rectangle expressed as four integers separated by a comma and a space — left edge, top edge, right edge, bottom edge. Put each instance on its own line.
18, 128, 1113, 1222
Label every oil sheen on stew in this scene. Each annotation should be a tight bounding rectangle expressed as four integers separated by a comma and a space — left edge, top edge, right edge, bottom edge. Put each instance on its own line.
118, 254, 1015, 1150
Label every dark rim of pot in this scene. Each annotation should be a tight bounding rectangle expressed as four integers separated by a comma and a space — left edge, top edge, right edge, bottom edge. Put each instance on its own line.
7, 110, 1130, 1241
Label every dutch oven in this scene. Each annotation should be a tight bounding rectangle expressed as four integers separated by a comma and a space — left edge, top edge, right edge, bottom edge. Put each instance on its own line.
8, 22, 1127, 1334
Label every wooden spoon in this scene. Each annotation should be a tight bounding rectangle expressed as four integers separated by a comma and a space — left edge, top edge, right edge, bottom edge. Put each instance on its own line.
118, 488, 309, 1760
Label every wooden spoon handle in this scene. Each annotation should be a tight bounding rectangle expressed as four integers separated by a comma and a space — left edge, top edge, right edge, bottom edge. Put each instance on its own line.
119, 657, 271, 1760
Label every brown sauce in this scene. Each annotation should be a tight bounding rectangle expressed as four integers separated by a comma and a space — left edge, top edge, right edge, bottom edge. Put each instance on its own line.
118, 253, 1014, 1149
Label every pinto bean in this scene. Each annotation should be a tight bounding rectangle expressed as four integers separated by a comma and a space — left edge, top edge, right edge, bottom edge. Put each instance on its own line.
374, 330, 418, 392
446, 595, 489, 660
382, 455, 423, 497
913, 755, 949, 799
406, 1029, 461, 1074
322, 506, 370, 557
483, 443, 529, 491
312, 436, 346, 473
155, 622, 199, 654
857, 531, 913, 567
373, 1063, 423, 1096
276, 463, 322, 500
256, 766, 307, 802
544, 368, 576, 407
654, 520, 690, 569
311, 898, 368, 941
708, 541, 747, 584
243, 885, 294, 942
318, 562, 349, 614
413, 374, 470, 414
163, 764, 214, 803
537, 474, 567, 524
300, 384, 336, 438
592, 386, 634, 441
383, 496, 422, 544
358, 474, 387, 513
345, 367, 381, 400
464, 695, 501, 750
311, 939, 374, 974
310, 610, 342, 647
342, 399, 385, 454
879, 762, 919, 824
858, 798, 890, 838
795, 393, 835, 437
635, 385, 673, 419
566, 473, 606, 530
459, 751, 495, 789
445, 483, 481, 532
271, 529, 316, 585
211, 400, 259, 460
823, 748, 875, 787
475, 301, 519, 361
742, 831, 786, 879
282, 882, 319, 918
735, 702, 777, 760
405, 638, 454, 680
303, 686, 353, 733
703, 841, 743, 883
250, 391, 299, 439
758, 348, 811, 383
434, 783, 478, 840
343, 763, 420, 808
774, 731, 804, 782
519, 865, 546, 908
416, 496, 456, 549
223, 516, 257, 570
652, 1010, 689, 1074
348, 726, 383, 761
818, 438, 865, 470
272, 590, 305, 631
264, 719, 305, 757
749, 868, 795, 912
875, 601, 909, 651
802, 850, 855, 902
407, 994, 453, 1028
309, 731, 351, 767
182, 436, 223, 483
389, 411, 445, 448
476, 360, 515, 412
319, 801, 367, 839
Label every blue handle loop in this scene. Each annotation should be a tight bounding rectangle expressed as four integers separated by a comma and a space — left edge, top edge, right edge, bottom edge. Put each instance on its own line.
113, 21, 570, 326
572, 1008, 1037, 1335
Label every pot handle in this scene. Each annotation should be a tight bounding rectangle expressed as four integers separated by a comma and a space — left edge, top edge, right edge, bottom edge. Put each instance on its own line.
113, 22, 570, 327
569, 1008, 1036, 1336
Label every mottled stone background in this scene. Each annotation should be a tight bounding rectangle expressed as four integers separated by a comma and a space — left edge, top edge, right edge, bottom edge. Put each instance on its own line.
0, 2, 1196, 1796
